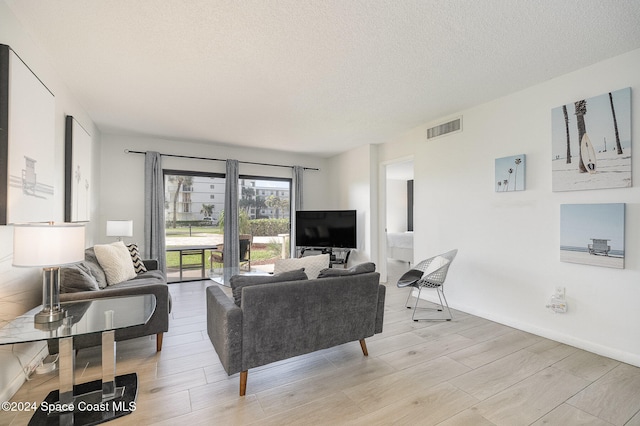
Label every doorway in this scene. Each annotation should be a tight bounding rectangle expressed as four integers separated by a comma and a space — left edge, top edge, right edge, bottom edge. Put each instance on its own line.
379, 158, 414, 283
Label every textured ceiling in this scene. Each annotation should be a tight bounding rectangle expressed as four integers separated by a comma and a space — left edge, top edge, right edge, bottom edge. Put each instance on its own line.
6, 0, 640, 157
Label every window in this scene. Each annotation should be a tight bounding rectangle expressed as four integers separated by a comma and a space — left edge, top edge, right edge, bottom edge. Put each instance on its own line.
163, 170, 292, 283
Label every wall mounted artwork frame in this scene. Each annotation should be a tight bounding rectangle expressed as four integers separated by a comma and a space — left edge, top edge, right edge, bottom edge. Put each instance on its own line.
495, 154, 525, 192
551, 87, 631, 192
65, 115, 92, 222
560, 203, 625, 269
0, 44, 55, 225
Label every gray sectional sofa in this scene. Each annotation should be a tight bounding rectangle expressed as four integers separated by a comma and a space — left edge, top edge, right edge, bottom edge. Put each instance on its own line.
206, 265, 385, 396
48, 247, 171, 354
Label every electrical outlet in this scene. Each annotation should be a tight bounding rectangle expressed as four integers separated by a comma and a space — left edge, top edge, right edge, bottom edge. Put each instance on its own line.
555, 286, 565, 298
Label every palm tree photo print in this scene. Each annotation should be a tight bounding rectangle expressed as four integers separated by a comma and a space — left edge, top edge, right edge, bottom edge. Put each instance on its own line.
495, 154, 525, 192
551, 87, 631, 192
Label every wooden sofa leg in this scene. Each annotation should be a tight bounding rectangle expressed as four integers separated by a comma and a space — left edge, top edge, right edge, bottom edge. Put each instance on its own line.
240, 371, 248, 396
359, 339, 368, 356
156, 333, 163, 352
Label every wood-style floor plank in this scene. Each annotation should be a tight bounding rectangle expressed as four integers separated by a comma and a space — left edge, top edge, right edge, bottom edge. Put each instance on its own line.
567, 363, 640, 425
531, 404, 613, 426
474, 366, 591, 425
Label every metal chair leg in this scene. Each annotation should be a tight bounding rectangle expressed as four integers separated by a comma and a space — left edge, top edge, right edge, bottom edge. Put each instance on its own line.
412, 285, 453, 322
405, 286, 415, 308
411, 286, 423, 321
439, 287, 453, 321
435, 287, 445, 312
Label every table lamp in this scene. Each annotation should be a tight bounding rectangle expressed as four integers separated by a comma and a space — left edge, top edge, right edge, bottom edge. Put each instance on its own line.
13, 223, 86, 324
106, 220, 133, 241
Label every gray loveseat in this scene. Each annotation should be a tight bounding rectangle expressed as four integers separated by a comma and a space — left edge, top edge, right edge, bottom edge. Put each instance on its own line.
206, 267, 385, 396
48, 247, 171, 354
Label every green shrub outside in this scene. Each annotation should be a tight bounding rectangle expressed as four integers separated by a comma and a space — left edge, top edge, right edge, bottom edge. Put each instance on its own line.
249, 218, 290, 236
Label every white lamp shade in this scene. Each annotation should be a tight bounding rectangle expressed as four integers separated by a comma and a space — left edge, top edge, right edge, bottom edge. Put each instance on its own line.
106, 220, 133, 237
13, 223, 86, 267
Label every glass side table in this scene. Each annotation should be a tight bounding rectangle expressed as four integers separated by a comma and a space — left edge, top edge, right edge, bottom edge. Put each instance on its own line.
0, 294, 156, 425
208, 267, 272, 287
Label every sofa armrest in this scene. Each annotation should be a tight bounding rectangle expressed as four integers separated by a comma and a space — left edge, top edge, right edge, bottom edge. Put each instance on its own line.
60, 281, 167, 306
51, 282, 171, 353
206, 285, 243, 376
60, 282, 171, 321
143, 259, 158, 271
375, 284, 386, 334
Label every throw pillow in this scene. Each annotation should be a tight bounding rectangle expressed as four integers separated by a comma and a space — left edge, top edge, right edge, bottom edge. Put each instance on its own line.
423, 255, 449, 276
273, 254, 330, 279
127, 243, 148, 274
84, 247, 108, 288
317, 262, 376, 278
229, 269, 307, 307
60, 263, 100, 293
94, 241, 138, 286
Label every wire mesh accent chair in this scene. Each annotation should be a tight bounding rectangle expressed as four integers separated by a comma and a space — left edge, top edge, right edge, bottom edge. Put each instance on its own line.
397, 249, 458, 321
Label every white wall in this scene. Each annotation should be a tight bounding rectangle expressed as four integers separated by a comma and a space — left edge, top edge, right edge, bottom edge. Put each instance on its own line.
386, 179, 408, 233
326, 144, 378, 265
0, 1, 100, 401
98, 134, 331, 250
375, 48, 640, 366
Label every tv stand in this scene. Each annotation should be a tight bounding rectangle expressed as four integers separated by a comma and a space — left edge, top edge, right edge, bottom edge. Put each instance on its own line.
298, 247, 351, 269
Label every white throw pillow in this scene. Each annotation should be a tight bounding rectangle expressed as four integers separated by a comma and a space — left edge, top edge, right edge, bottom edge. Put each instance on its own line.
94, 241, 137, 285
423, 255, 449, 276
274, 254, 330, 280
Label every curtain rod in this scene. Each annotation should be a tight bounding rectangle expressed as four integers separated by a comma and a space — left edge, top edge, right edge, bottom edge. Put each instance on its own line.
124, 149, 319, 171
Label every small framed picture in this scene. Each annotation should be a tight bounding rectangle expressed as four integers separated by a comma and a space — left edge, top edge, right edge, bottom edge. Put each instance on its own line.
495, 154, 525, 192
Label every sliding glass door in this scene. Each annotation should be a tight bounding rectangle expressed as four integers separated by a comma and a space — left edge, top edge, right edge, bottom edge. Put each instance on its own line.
164, 171, 225, 282
237, 176, 292, 275
163, 171, 291, 282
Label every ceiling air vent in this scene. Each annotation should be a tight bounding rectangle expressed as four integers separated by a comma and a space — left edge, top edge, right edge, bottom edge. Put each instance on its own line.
426, 116, 462, 140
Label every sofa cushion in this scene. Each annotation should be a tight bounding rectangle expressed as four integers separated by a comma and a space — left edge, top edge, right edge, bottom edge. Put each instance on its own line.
127, 243, 148, 274
131, 269, 165, 282
229, 269, 307, 307
317, 262, 376, 278
84, 247, 108, 289
60, 263, 100, 293
273, 254, 330, 279
94, 241, 138, 285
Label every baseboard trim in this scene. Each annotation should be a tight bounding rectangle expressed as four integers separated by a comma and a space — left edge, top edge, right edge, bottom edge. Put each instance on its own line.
413, 292, 640, 368
0, 341, 47, 402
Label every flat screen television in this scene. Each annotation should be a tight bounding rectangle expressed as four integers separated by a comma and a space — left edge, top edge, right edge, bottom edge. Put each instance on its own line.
295, 210, 357, 249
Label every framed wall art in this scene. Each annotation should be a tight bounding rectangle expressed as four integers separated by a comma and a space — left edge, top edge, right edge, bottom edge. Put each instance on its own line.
551, 88, 631, 192
560, 203, 625, 269
0, 44, 55, 225
495, 154, 525, 192
65, 115, 92, 222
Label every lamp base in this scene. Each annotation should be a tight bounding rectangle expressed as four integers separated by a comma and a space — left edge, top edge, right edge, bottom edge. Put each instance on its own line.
36, 267, 65, 325
34, 308, 66, 324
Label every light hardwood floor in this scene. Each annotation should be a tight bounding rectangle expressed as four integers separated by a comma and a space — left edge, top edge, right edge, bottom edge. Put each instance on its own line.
4, 260, 640, 425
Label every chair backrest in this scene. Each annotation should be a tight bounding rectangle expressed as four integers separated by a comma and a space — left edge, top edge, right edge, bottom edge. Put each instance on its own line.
415, 249, 458, 286
239, 235, 252, 261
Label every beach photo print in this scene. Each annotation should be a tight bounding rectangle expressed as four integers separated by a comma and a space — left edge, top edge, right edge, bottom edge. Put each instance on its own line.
551, 87, 631, 192
495, 154, 525, 192
560, 203, 625, 269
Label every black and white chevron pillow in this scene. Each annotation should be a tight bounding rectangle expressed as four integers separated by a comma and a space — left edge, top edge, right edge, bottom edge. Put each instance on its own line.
127, 244, 148, 274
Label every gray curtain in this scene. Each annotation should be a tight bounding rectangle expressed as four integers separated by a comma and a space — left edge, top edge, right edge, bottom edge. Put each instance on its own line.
293, 166, 304, 211
223, 159, 240, 282
144, 151, 166, 273
291, 166, 304, 258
